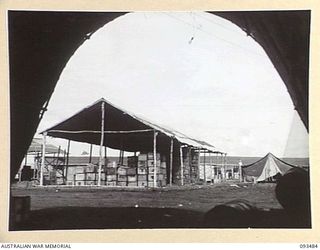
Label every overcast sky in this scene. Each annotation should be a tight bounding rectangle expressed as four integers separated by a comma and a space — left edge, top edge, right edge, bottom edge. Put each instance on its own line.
37, 12, 309, 157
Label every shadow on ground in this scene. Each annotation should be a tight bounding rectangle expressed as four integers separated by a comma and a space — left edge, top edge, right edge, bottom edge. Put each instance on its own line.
11, 205, 310, 231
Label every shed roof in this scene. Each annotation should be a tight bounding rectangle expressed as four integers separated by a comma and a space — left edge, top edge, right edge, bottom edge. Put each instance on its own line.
42, 98, 222, 153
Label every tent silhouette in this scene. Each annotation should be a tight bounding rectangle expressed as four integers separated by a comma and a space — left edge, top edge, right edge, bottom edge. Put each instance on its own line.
242, 153, 296, 182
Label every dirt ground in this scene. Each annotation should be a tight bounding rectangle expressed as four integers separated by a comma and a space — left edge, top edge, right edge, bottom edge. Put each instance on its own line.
11, 182, 295, 230
11, 182, 282, 213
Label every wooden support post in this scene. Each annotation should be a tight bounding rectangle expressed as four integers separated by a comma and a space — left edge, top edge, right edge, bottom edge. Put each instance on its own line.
98, 102, 105, 186
105, 146, 108, 185
33, 154, 37, 179
153, 130, 158, 188
62, 149, 66, 184
209, 152, 212, 183
89, 144, 93, 163
65, 140, 70, 183
180, 145, 184, 186
118, 150, 121, 165
221, 153, 225, 181
197, 149, 201, 182
40, 132, 47, 186
104, 146, 107, 166
203, 150, 206, 184
239, 160, 243, 182
224, 153, 227, 179
169, 137, 173, 186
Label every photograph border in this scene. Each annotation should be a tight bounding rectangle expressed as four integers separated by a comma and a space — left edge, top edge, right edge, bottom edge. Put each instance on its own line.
0, 0, 319, 243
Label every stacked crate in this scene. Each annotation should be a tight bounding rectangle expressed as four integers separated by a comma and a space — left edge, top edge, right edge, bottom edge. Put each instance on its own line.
105, 162, 117, 186
75, 166, 85, 186
85, 163, 97, 186
147, 152, 167, 187
117, 166, 128, 186
127, 156, 138, 187
137, 154, 148, 187
190, 150, 200, 183
174, 148, 195, 185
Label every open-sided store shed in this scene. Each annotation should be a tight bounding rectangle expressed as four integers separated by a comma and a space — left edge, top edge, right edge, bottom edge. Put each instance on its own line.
40, 98, 224, 187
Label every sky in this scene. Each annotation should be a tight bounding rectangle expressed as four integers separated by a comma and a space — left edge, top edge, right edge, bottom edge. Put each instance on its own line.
36, 12, 309, 158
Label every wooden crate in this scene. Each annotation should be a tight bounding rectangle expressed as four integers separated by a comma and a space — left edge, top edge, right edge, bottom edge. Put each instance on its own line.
138, 175, 147, 181
138, 154, 147, 161
100, 173, 106, 181
75, 181, 85, 186
85, 164, 96, 173
138, 161, 147, 168
127, 168, 137, 175
117, 167, 127, 175
147, 181, 161, 187
147, 160, 161, 167
75, 166, 85, 174
117, 181, 127, 187
147, 152, 160, 160
127, 182, 137, 187
106, 175, 117, 181
127, 156, 138, 167
118, 175, 127, 182
86, 180, 96, 186
106, 181, 116, 186
128, 175, 137, 182
106, 168, 116, 175
76, 173, 85, 181
137, 167, 147, 174
86, 172, 96, 180
137, 181, 147, 187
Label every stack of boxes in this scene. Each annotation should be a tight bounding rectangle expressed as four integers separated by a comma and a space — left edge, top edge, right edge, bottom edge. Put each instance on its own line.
117, 165, 127, 186
85, 163, 98, 186
127, 156, 138, 187
105, 161, 117, 186
62, 153, 167, 187
147, 152, 161, 187
137, 153, 148, 187
137, 153, 167, 187
75, 166, 85, 186
182, 150, 191, 185
174, 148, 199, 185
190, 150, 199, 183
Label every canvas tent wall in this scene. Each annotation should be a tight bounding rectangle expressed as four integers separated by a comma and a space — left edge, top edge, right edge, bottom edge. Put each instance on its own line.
242, 153, 295, 182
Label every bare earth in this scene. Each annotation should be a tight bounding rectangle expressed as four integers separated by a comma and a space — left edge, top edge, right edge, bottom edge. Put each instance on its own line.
11, 182, 282, 212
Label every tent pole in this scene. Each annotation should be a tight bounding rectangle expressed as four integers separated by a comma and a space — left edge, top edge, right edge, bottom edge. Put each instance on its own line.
180, 145, 184, 186
104, 146, 107, 166
98, 102, 105, 186
222, 153, 225, 181
169, 137, 173, 186
197, 149, 200, 182
209, 152, 212, 184
40, 132, 47, 186
66, 140, 70, 182
203, 150, 206, 185
89, 144, 92, 163
153, 130, 158, 188
33, 153, 37, 179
